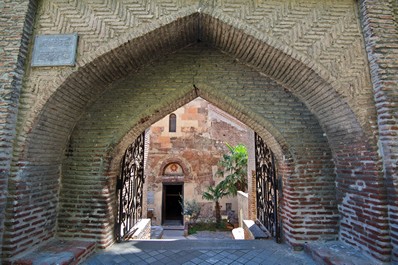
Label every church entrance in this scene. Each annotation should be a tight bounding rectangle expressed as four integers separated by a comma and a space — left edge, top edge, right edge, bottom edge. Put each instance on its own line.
162, 184, 184, 226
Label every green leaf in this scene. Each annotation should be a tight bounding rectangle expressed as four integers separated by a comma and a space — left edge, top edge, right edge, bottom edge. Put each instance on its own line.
214, 143, 248, 196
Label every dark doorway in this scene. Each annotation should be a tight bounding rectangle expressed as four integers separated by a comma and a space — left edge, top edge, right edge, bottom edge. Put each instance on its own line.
162, 184, 183, 225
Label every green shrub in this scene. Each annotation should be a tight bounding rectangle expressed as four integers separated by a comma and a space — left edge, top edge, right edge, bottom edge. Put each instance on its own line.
180, 196, 201, 224
188, 220, 230, 235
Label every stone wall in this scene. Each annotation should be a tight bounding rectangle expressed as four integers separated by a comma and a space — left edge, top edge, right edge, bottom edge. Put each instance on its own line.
237, 191, 249, 227
144, 98, 251, 225
0, 0, 396, 263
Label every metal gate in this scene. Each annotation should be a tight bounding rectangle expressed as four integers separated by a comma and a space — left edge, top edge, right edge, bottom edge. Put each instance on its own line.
116, 132, 145, 242
255, 133, 280, 242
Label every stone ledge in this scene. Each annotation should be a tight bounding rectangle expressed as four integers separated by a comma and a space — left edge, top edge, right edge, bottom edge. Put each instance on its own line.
232, 227, 245, 240
151, 226, 164, 239
124, 219, 151, 240
242, 220, 270, 240
11, 239, 95, 265
304, 241, 385, 265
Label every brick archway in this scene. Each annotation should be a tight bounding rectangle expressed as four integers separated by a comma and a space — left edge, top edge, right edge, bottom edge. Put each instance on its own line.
58, 40, 338, 248
5, 11, 388, 262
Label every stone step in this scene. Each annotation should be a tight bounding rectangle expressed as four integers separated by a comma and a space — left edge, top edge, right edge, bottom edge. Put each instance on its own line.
114, 239, 276, 250
12, 239, 95, 265
232, 227, 245, 239
304, 241, 385, 265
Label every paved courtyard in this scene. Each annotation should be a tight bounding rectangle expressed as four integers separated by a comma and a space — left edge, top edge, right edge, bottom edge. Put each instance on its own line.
82, 230, 316, 265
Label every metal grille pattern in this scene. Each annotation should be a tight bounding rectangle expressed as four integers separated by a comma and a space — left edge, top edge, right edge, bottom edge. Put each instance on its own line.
116, 132, 145, 242
255, 133, 280, 242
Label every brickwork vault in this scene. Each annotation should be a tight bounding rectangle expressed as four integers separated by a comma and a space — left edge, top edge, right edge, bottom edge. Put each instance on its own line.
0, 0, 397, 263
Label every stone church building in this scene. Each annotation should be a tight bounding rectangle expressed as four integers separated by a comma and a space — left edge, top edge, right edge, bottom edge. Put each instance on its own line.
0, 0, 397, 264
144, 97, 251, 226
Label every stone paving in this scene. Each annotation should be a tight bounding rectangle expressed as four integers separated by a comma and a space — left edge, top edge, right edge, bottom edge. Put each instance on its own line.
82, 230, 317, 265
10, 228, 386, 265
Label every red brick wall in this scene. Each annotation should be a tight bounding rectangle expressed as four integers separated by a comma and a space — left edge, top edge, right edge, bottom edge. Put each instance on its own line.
360, 0, 398, 261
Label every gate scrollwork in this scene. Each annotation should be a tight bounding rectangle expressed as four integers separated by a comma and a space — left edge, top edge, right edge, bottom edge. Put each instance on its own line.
255, 133, 280, 243
116, 132, 145, 242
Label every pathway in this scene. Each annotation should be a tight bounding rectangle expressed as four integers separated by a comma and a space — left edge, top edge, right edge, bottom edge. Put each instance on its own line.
82, 229, 316, 265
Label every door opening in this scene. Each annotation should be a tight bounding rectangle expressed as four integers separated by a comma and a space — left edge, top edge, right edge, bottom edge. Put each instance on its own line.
162, 184, 183, 226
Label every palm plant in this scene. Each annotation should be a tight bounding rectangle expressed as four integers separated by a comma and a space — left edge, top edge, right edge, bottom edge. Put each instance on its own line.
202, 143, 248, 227
216, 143, 248, 196
202, 184, 229, 227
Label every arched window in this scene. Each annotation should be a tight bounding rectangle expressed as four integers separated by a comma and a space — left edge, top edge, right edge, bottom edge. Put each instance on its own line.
169, 113, 176, 132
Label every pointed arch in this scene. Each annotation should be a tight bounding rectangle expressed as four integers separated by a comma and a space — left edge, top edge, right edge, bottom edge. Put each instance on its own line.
7, 10, 379, 257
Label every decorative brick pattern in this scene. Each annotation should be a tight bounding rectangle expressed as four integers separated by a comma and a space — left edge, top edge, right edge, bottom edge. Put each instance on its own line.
20, 0, 373, 134
207, 1, 373, 117
37, 0, 196, 52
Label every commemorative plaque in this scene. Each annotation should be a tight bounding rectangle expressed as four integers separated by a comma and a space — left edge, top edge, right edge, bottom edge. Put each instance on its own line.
31, 33, 78, 67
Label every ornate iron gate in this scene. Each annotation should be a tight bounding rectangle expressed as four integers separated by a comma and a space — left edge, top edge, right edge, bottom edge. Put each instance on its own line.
116, 132, 145, 242
255, 133, 280, 242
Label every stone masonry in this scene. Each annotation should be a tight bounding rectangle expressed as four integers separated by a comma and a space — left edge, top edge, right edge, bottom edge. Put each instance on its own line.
144, 97, 251, 225
0, 0, 397, 264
